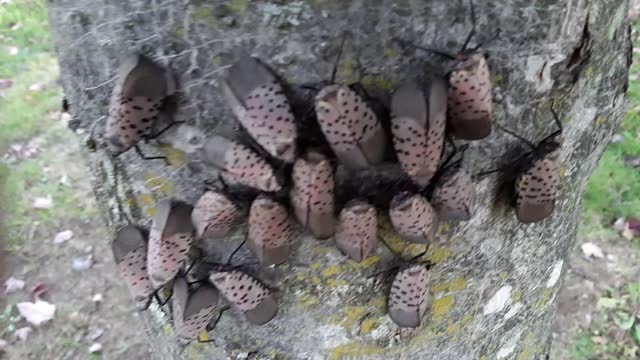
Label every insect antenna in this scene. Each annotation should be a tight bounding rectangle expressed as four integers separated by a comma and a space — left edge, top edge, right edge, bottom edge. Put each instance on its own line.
539, 102, 563, 144
459, 0, 476, 53
330, 35, 348, 84
226, 233, 248, 266
495, 124, 536, 150
395, 38, 456, 60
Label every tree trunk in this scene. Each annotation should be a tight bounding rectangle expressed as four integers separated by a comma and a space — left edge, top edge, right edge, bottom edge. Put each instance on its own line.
47, 0, 630, 359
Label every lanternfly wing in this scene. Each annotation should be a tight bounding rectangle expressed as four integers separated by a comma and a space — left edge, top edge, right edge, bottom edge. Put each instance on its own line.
431, 168, 476, 221
388, 265, 430, 328
209, 270, 278, 325
191, 191, 241, 240
447, 54, 493, 140
248, 195, 296, 266
391, 79, 447, 186
389, 192, 436, 244
172, 278, 219, 341
112, 225, 154, 305
148, 200, 195, 288
334, 200, 378, 262
202, 135, 281, 192
315, 85, 386, 170
222, 57, 297, 162
290, 151, 335, 239
105, 54, 168, 155
515, 144, 561, 223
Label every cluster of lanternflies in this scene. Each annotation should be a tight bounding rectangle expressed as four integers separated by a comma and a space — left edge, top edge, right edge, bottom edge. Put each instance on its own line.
103, 35, 563, 343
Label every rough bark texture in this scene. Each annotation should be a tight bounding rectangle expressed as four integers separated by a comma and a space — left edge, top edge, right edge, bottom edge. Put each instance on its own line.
47, 0, 631, 359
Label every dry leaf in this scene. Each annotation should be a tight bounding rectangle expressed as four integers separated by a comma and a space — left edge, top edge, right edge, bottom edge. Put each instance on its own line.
0, 339, 6, 352
32, 196, 53, 209
14, 327, 32, 341
88, 343, 103, 353
16, 300, 56, 326
31, 283, 48, 299
53, 230, 73, 244
72, 254, 93, 272
28, 82, 44, 92
7, 46, 18, 55
613, 217, 627, 232
4, 277, 25, 294
0, 79, 12, 89
581, 242, 604, 259
92, 293, 103, 303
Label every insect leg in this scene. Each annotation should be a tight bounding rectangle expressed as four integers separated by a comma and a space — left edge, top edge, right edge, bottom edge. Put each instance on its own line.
145, 120, 186, 141
495, 124, 536, 150
134, 144, 170, 165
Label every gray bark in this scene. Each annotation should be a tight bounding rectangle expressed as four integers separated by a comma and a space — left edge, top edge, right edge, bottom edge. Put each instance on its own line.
47, 0, 631, 359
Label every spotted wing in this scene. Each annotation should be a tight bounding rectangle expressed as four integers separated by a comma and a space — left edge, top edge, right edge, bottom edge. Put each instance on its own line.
447, 54, 492, 140
148, 200, 195, 288
192, 191, 241, 239
315, 85, 385, 169
104, 55, 168, 155
202, 135, 281, 192
290, 152, 335, 239
248, 195, 296, 266
391, 80, 446, 187
112, 225, 154, 305
334, 200, 378, 262
389, 193, 436, 244
223, 57, 297, 162
388, 265, 430, 328
431, 168, 476, 221
173, 278, 219, 341
515, 148, 561, 223
209, 270, 278, 325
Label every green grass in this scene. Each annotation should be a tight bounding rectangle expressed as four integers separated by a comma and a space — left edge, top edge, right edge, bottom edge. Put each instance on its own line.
583, 26, 640, 225
0, 0, 51, 77
0, 0, 95, 249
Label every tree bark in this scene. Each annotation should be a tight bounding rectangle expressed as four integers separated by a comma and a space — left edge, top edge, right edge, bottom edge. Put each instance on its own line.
47, 0, 631, 359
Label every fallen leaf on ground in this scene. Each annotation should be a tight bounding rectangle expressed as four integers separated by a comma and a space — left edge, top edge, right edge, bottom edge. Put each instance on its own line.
0, 79, 12, 89
623, 155, 640, 168
613, 217, 627, 232
28, 82, 44, 92
88, 328, 104, 341
53, 230, 73, 244
4, 277, 25, 294
31, 283, 49, 299
72, 254, 93, 272
88, 343, 102, 353
610, 134, 624, 144
9, 22, 21, 31
92, 293, 103, 303
581, 242, 604, 259
14, 326, 32, 341
591, 336, 608, 345
16, 300, 56, 326
0, 339, 6, 352
597, 297, 623, 309
7, 46, 18, 55
32, 196, 53, 209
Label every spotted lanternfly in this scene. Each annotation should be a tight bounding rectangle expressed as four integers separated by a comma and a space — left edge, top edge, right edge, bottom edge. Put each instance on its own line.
430, 167, 476, 221
209, 269, 278, 325
112, 225, 155, 309
248, 195, 296, 266
314, 85, 387, 170
487, 109, 563, 223
409, 2, 495, 140
222, 57, 297, 163
514, 143, 561, 223
334, 199, 378, 262
202, 135, 282, 192
390, 79, 448, 187
148, 199, 195, 289
446, 53, 493, 140
172, 277, 220, 341
290, 151, 335, 239
191, 191, 241, 240
388, 264, 431, 328
104, 54, 173, 156
389, 192, 436, 244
